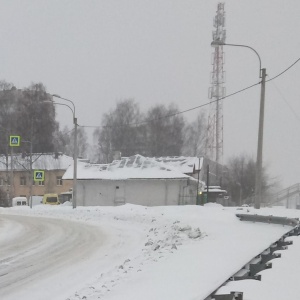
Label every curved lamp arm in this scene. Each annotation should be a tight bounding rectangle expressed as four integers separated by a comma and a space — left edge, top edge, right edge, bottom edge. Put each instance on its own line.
52, 94, 76, 117
211, 40, 262, 78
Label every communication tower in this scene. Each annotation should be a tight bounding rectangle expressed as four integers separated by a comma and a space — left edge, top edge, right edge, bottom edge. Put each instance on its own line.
206, 3, 226, 177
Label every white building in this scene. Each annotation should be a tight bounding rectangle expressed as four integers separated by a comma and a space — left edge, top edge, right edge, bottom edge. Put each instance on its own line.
63, 154, 204, 206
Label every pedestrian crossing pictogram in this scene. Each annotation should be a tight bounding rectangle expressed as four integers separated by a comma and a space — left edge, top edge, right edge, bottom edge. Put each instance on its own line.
34, 170, 45, 182
9, 135, 20, 147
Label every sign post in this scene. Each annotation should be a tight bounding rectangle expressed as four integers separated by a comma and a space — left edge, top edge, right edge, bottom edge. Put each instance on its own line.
9, 135, 21, 200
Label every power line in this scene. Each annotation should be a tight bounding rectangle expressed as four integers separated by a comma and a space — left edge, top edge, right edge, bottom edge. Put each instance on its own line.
80, 81, 261, 129
267, 57, 300, 82
271, 81, 300, 123
80, 57, 300, 129
267, 57, 300, 124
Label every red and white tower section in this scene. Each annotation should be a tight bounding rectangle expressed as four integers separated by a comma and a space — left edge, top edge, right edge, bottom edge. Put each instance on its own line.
206, 2, 226, 172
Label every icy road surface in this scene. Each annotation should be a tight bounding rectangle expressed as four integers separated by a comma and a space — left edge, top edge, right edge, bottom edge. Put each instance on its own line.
0, 214, 141, 300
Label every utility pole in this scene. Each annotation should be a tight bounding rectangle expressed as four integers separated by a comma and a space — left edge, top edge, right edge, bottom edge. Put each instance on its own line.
254, 68, 266, 209
211, 39, 265, 209
73, 117, 78, 209
29, 143, 33, 208
207, 164, 210, 203
23, 139, 33, 208
52, 94, 78, 209
196, 158, 201, 205
10, 147, 14, 201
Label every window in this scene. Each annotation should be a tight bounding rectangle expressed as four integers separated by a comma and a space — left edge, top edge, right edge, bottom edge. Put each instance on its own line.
0, 178, 4, 186
56, 176, 63, 186
38, 180, 45, 186
20, 176, 26, 186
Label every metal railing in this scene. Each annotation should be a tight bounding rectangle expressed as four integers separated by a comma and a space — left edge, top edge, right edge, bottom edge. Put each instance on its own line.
236, 214, 299, 227
242, 183, 300, 208
270, 183, 300, 205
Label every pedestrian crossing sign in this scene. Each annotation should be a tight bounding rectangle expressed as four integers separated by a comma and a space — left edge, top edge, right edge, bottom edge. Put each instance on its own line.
34, 170, 45, 182
9, 135, 20, 147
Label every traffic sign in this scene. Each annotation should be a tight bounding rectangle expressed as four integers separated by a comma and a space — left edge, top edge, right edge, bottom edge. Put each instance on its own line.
9, 135, 20, 147
34, 170, 45, 182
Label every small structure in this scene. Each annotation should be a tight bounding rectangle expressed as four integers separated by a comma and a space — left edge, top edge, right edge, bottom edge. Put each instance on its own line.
200, 186, 228, 205
63, 154, 203, 206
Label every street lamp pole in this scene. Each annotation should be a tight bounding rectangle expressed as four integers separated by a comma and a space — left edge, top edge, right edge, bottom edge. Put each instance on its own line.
73, 116, 78, 209
22, 140, 33, 208
211, 40, 266, 209
52, 95, 78, 209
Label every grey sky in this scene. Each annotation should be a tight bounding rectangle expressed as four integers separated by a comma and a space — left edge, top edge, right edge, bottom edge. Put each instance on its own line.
0, 0, 299, 188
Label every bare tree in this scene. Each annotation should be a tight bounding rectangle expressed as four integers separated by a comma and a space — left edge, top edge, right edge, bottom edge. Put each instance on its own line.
0, 82, 57, 154
145, 104, 185, 157
55, 125, 88, 158
73, 127, 88, 158
223, 154, 276, 205
21, 83, 56, 153
182, 112, 207, 157
53, 125, 70, 154
95, 99, 144, 162
0, 80, 14, 91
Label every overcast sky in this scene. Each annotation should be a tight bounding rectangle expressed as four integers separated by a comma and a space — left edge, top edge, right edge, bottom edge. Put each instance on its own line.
0, 0, 299, 189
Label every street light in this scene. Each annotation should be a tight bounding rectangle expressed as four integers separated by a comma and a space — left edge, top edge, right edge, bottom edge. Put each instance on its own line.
22, 140, 33, 208
52, 94, 78, 209
211, 40, 267, 209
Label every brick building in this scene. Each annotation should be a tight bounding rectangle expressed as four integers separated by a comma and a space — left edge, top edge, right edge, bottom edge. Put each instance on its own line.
0, 153, 73, 206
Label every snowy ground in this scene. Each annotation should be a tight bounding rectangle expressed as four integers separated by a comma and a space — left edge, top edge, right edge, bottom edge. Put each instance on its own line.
1, 203, 300, 300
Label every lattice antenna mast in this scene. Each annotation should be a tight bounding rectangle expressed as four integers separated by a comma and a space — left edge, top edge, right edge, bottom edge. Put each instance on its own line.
206, 3, 226, 170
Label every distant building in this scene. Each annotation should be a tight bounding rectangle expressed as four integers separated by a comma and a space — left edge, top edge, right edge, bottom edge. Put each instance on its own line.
152, 156, 229, 205
63, 154, 204, 206
152, 156, 228, 187
0, 153, 73, 206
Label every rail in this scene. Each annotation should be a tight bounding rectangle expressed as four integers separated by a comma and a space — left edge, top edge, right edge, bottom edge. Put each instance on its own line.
236, 214, 299, 227
205, 214, 299, 300
242, 183, 300, 208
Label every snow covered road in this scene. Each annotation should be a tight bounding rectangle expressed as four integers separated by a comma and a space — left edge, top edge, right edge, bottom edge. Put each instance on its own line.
0, 214, 109, 300
0, 204, 297, 300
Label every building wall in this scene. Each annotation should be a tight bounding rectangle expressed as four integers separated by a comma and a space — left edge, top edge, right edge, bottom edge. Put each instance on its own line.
0, 169, 72, 200
75, 178, 197, 206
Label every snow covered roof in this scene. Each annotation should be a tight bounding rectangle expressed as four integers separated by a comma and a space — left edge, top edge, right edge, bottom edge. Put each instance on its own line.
0, 153, 73, 171
154, 156, 203, 174
63, 154, 194, 180
203, 186, 227, 193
